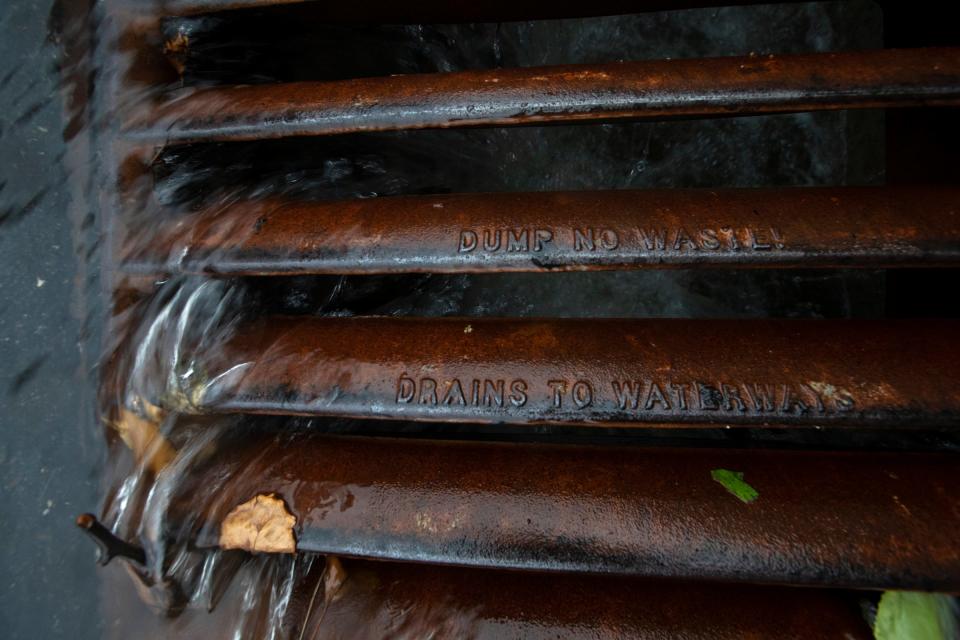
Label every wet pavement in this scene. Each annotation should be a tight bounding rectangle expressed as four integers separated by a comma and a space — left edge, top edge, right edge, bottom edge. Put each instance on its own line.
0, 1, 101, 637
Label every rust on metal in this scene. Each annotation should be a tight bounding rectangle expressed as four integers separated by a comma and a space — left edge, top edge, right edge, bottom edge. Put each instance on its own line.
290, 559, 872, 639
178, 317, 960, 428
151, 0, 797, 21
125, 187, 960, 274
128, 47, 960, 143
98, 553, 872, 638
170, 433, 960, 590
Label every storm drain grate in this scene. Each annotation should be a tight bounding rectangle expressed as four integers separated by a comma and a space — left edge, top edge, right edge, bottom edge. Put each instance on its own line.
78, 1, 960, 637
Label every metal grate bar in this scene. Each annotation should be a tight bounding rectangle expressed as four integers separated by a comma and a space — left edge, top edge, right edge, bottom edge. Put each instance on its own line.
171, 317, 960, 428
125, 187, 960, 274
170, 433, 960, 589
290, 558, 872, 638
128, 47, 960, 143
149, 0, 798, 20
83, 0, 960, 626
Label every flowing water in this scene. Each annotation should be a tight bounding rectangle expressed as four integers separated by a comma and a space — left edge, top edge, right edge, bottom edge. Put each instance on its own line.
4, 0, 958, 637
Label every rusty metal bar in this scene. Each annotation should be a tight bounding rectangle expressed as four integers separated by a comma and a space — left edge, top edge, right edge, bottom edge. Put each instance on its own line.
127, 47, 960, 143
294, 559, 872, 639
99, 552, 872, 638
171, 433, 960, 590
177, 317, 960, 428
147, 0, 796, 20
125, 187, 960, 274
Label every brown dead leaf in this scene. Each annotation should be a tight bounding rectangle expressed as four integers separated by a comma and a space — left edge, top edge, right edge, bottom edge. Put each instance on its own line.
163, 33, 190, 76
111, 406, 177, 475
324, 556, 347, 602
220, 494, 297, 554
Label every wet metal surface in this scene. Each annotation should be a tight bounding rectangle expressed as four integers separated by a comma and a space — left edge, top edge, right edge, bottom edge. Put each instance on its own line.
97, 553, 873, 639
170, 433, 960, 590
130, 47, 960, 143
183, 317, 960, 428
151, 0, 796, 21
293, 559, 872, 639
126, 186, 960, 274
56, 0, 960, 636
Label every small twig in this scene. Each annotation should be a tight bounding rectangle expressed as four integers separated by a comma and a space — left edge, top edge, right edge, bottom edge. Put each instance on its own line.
297, 561, 327, 640
75, 513, 147, 567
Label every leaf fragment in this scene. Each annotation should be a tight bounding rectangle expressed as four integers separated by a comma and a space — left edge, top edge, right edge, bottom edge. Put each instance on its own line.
711, 469, 759, 504
110, 405, 177, 475
874, 591, 959, 640
220, 494, 297, 554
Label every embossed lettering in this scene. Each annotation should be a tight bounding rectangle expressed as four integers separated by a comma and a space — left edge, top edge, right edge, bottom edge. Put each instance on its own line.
418, 378, 438, 405
572, 381, 593, 408
534, 229, 553, 252
634, 227, 784, 253
721, 384, 746, 412
574, 229, 595, 252
639, 229, 667, 251
643, 381, 671, 410
744, 384, 777, 412
748, 228, 771, 250
673, 227, 698, 251
442, 379, 467, 406
781, 384, 809, 414
698, 382, 722, 410
461, 228, 553, 253
458, 230, 478, 253
507, 229, 529, 252
398, 373, 855, 417
509, 379, 528, 407
669, 383, 690, 410
396, 374, 415, 403
612, 380, 641, 410
548, 380, 567, 408
799, 383, 826, 413
770, 228, 785, 249
835, 390, 855, 411
720, 227, 740, 251
482, 229, 502, 252
482, 379, 505, 407
700, 229, 720, 250
806, 382, 856, 412
699, 228, 721, 250
598, 229, 619, 250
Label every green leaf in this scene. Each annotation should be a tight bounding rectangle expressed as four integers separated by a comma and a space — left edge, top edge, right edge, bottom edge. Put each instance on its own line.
874, 591, 959, 640
710, 469, 759, 504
